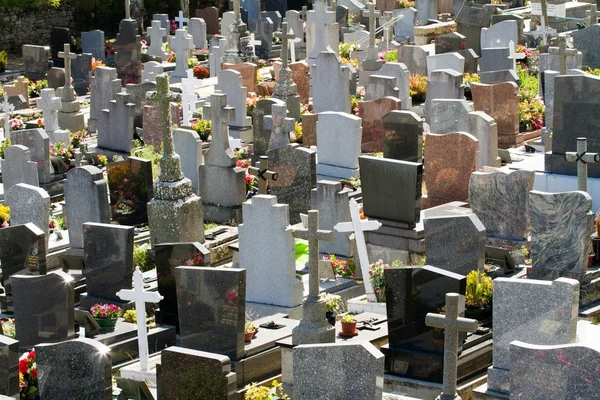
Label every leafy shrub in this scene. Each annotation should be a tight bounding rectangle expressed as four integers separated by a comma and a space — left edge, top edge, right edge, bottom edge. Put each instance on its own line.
465, 270, 493, 309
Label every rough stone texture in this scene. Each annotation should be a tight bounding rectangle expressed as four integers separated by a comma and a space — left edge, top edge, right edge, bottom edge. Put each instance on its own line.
0, 334, 19, 396
510, 341, 600, 399
9, 128, 51, 184
316, 112, 362, 179
311, 181, 353, 257
398, 44, 431, 76
196, 7, 219, 34
157, 346, 236, 400
469, 169, 535, 241
89, 67, 121, 133
424, 213, 486, 276
528, 190, 594, 278
293, 342, 384, 400
97, 92, 136, 154
114, 19, 142, 84
239, 195, 303, 307
382, 110, 423, 162
428, 99, 472, 134
0, 145, 39, 192
424, 69, 463, 118
487, 277, 579, 393
359, 97, 402, 153
423, 132, 478, 207
426, 52, 465, 77
572, 24, 600, 69
312, 51, 351, 114
175, 267, 246, 361
251, 98, 285, 157
359, 155, 423, 226
64, 166, 110, 249
37, 339, 112, 400
174, 128, 203, 194
471, 82, 519, 138
22, 45, 51, 81
6, 184, 50, 249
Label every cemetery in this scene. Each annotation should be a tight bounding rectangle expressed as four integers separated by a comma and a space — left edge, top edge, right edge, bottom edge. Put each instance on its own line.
2, 0, 600, 398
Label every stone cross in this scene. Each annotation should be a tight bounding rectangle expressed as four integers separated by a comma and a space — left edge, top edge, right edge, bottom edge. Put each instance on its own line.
363, 2, 382, 59
586, 4, 598, 27
565, 137, 600, 193
334, 198, 382, 301
124, 0, 131, 19
175, 10, 189, 29
549, 35, 578, 75
116, 267, 163, 372
1, 92, 15, 140
156, 74, 185, 181
382, 11, 393, 50
233, 0, 241, 22
181, 69, 198, 126
36, 89, 62, 133
292, 210, 334, 298
58, 43, 77, 90
276, 22, 296, 69
307, 0, 336, 59
203, 92, 236, 167
249, 33, 261, 55
301, 5, 308, 21
249, 156, 278, 194
147, 21, 167, 58
425, 293, 478, 400
264, 103, 295, 150
169, 29, 194, 78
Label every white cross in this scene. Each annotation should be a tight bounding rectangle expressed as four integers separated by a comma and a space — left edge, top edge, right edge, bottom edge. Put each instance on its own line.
307, 0, 336, 61
291, 37, 300, 63
169, 29, 194, 78
36, 88, 62, 133
175, 10, 189, 29
250, 33, 261, 55
181, 69, 198, 126
334, 198, 382, 301
363, 2, 382, 61
116, 267, 163, 372
147, 21, 167, 58
1, 93, 15, 140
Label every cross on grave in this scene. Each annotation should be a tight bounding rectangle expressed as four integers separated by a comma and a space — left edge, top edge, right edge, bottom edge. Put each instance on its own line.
363, 2, 383, 61
250, 33, 261, 55
232, 0, 241, 22
169, 29, 194, 78
425, 293, 478, 400
36, 89, 62, 133
181, 69, 198, 126
586, 4, 598, 27
334, 198, 382, 301
307, 0, 336, 60
117, 267, 163, 372
203, 92, 236, 167
565, 137, 600, 192
276, 22, 296, 69
124, 0, 131, 20
549, 35, 578, 75
292, 210, 334, 298
58, 43, 77, 91
175, 10, 189, 29
507, 40, 525, 70
249, 156, 278, 194
147, 21, 167, 58
264, 103, 295, 150
1, 92, 15, 140
382, 11, 393, 50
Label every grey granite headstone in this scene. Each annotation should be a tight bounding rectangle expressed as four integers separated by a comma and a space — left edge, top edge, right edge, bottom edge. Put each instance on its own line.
316, 112, 361, 179
252, 98, 285, 157
71, 53, 93, 96
480, 20, 518, 49
311, 180, 353, 257
487, 277, 579, 393
480, 69, 519, 84
312, 52, 351, 114
64, 166, 110, 249
572, 24, 600, 69
424, 69, 464, 118
97, 92, 136, 154
426, 52, 465, 78
366, 75, 398, 100
0, 334, 19, 396
174, 128, 203, 194
398, 45, 430, 76
382, 110, 423, 162
114, 19, 142, 83
479, 47, 513, 74
378, 62, 412, 110
428, 99, 472, 134
126, 81, 156, 129
22, 45, 50, 81
9, 128, 51, 184
465, 111, 498, 169
37, 338, 112, 400
0, 145, 39, 192
175, 267, 246, 361
12, 271, 75, 350
82, 30, 106, 61
293, 342, 384, 400
393, 8, 417, 41
47, 67, 66, 89
189, 18, 208, 49
89, 66, 121, 133
6, 184, 50, 249
435, 31, 466, 54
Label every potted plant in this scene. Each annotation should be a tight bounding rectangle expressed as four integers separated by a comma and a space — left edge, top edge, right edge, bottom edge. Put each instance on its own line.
465, 270, 493, 320
244, 380, 288, 400
369, 259, 390, 303
0, 50, 7, 73
90, 303, 122, 329
409, 73, 427, 104
245, 321, 257, 342
19, 350, 38, 400
320, 293, 342, 325
0, 204, 9, 228
340, 314, 357, 335
462, 72, 480, 101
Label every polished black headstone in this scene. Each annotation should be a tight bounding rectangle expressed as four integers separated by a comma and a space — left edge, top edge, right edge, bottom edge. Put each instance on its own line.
107, 156, 153, 225
0, 334, 19, 396
50, 27, 71, 68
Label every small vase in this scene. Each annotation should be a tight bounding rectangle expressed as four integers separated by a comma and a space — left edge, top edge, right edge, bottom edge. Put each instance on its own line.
244, 331, 256, 342
341, 321, 357, 334
326, 311, 336, 326
95, 317, 118, 330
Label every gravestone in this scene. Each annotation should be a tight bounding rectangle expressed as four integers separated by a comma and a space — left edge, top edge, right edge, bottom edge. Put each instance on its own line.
64, 166, 110, 249
157, 346, 236, 400
435, 32, 466, 54
312, 52, 350, 113
311, 180, 353, 257
125, 81, 156, 129
294, 342, 384, 399
107, 156, 153, 225
471, 82, 519, 140
79, 223, 135, 310
360, 97, 402, 153
367, 75, 399, 100
393, 8, 417, 41
12, 271, 75, 350
382, 110, 423, 162
0, 334, 19, 396
316, 112, 362, 180
378, 62, 412, 110
174, 128, 203, 194
71, 53, 93, 96
47, 67, 65, 89
243, 0, 261, 21
464, 111, 499, 168
264, 103, 295, 151
189, 18, 209, 49
240, 195, 303, 307
0, 145, 39, 192
37, 339, 112, 400
36, 88, 62, 139
416, 0, 437, 25
176, 267, 246, 360
97, 92, 136, 155
6, 184, 50, 249
50, 27, 70, 68
424, 69, 464, 118
428, 99, 472, 134
82, 30, 105, 61
114, 18, 142, 84
480, 20, 518, 49
88, 66, 121, 133
152, 13, 170, 33
486, 277, 579, 393
217, 69, 252, 140
141, 61, 164, 83
169, 29, 194, 82
22, 45, 50, 81
249, 16, 274, 59
572, 24, 600, 69
426, 52, 465, 78
252, 98, 286, 157
223, 62, 259, 95
146, 21, 167, 59
455, 1, 495, 55
424, 213, 486, 275
9, 128, 51, 184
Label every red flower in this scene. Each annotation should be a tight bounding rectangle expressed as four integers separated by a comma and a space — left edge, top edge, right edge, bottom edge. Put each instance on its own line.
30, 368, 37, 378
19, 358, 28, 374
27, 350, 35, 360
245, 175, 254, 184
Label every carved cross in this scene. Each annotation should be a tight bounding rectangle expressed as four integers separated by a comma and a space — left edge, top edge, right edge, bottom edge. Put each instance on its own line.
425, 293, 478, 400
586, 4, 598, 27
276, 22, 296, 69
233, 0, 241, 22
292, 210, 334, 298
181, 69, 198, 126
36, 88, 62, 133
307, 0, 336, 61
125, 0, 131, 19
203, 92, 236, 167
1, 92, 15, 140
264, 103, 295, 151
58, 43, 77, 89
175, 10, 189, 29
117, 268, 164, 372
147, 21, 167, 58
169, 29, 194, 78
565, 137, 600, 192
249, 156, 278, 194
549, 35, 578, 75
363, 2, 382, 49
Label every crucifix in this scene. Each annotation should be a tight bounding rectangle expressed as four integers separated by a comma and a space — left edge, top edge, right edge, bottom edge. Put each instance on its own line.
549, 35, 578, 75
334, 199, 382, 301
307, 0, 336, 62
117, 267, 164, 372
232, 0, 241, 23
363, 2, 382, 61
264, 103, 295, 151
565, 137, 600, 193
175, 10, 189, 29
249, 156, 278, 194
58, 43, 77, 89
425, 293, 478, 400
181, 69, 198, 126
36, 88, 62, 133
249, 33, 261, 55
586, 4, 598, 27
276, 22, 296, 69
1, 92, 15, 140
202, 92, 236, 167
124, 0, 131, 20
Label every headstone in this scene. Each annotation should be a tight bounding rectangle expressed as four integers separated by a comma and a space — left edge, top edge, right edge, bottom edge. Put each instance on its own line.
37, 339, 112, 399
0, 145, 39, 192
223, 62, 259, 95
9, 128, 51, 184
217, 69, 252, 136
263, 10, 283, 30
311, 180, 353, 257
435, 32, 466, 54
250, 16, 274, 59
306, 0, 336, 66
89, 66, 121, 133
189, 18, 208, 49
382, 110, 423, 162
367, 75, 399, 100
169, 29, 194, 82
455, 2, 495, 55
244, 0, 261, 21
316, 112, 362, 180
378, 62, 412, 110
36, 88, 62, 137
47, 67, 66, 90
22, 45, 50, 81
174, 128, 203, 194
572, 24, 600, 69
6, 184, 50, 248
312, 52, 351, 114
416, 0, 438, 25
107, 156, 153, 225
252, 98, 286, 156
141, 61, 164, 83
359, 96, 402, 153
0, 334, 19, 396
465, 111, 499, 168
12, 271, 75, 350
97, 92, 136, 154
426, 52, 465, 78
125, 80, 156, 129
221, 11, 236, 35
428, 99, 472, 134
480, 20, 518, 49
70, 53, 92, 97
152, 13, 170, 34
114, 19, 142, 84
424, 69, 464, 118
263, 103, 295, 152
393, 8, 417, 41
290, 61, 311, 104
176, 266, 246, 360
146, 21, 167, 59
64, 166, 110, 249
471, 81, 519, 139
56, 44, 85, 132
82, 30, 106, 61
50, 27, 71, 68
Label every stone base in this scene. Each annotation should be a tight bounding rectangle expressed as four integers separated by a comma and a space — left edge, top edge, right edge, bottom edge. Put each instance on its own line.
292, 297, 336, 345
58, 110, 85, 132
246, 301, 303, 320
497, 130, 541, 149
316, 163, 360, 181
119, 354, 161, 385
202, 203, 244, 225
358, 68, 383, 87
365, 218, 424, 253
471, 382, 510, 400
198, 164, 246, 212
485, 366, 509, 395
79, 293, 134, 311
147, 194, 204, 246
229, 124, 253, 144
94, 146, 131, 162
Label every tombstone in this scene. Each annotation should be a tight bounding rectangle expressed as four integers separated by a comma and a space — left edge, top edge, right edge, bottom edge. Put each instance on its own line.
243, 0, 261, 21
157, 346, 236, 400
12, 271, 75, 350
169, 29, 194, 82
310, 180, 353, 256
268, 144, 317, 224
424, 69, 464, 118
89, 67, 121, 133
382, 110, 423, 162
359, 155, 423, 226
480, 20, 518, 49
479, 46, 515, 74
0, 334, 19, 397
2, 77, 29, 105
97, 92, 136, 155
416, 0, 438, 25
47, 67, 66, 90
50, 27, 71, 68
71, 53, 93, 96
125, 80, 156, 129
22, 45, 50, 81
10, 128, 51, 184
486, 277, 579, 394
152, 13, 170, 35
366, 75, 399, 100
6, 184, 50, 249
37, 339, 112, 399
196, 7, 220, 34
306, 0, 336, 66
217, 69, 253, 140
423, 132, 478, 208
146, 21, 167, 59
455, 2, 496, 55
189, 18, 208, 49
36, 88, 62, 139
250, 16, 274, 59
264, 103, 295, 152
176, 267, 246, 360
252, 98, 286, 157
290, 61, 311, 104
294, 342, 384, 399
287, 10, 304, 46
572, 24, 600, 69
316, 112, 362, 180
424, 213, 486, 275
220, 11, 236, 35
426, 52, 465, 78
435, 32, 466, 54
311, 52, 351, 114
464, 111, 499, 168
359, 97, 402, 153
378, 62, 412, 110
0, 145, 39, 192
174, 128, 203, 194
154, 242, 210, 328
429, 99, 472, 134
223, 62, 259, 94
394, 8, 417, 41
471, 82, 519, 140
209, 36, 227, 77
479, 69, 519, 84
82, 30, 106, 62
107, 157, 153, 225
141, 61, 164, 83
64, 166, 110, 249
114, 18, 142, 84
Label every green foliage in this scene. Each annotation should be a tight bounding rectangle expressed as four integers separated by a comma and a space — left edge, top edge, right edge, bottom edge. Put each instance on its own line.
122, 309, 137, 323
0, 138, 11, 158
131, 140, 161, 180
192, 119, 212, 142
0, 0, 61, 9
517, 66, 539, 101
320, 293, 342, 314
0, 50, 7, 67
133, 245, 156, 272
587, 68, 600, 76
339, 41, 358, 59
245, 321, 256, 333
382, 49, 398, 63
465, 270, 493, 309
205, 222, 218, 231
342, 314, 355, 323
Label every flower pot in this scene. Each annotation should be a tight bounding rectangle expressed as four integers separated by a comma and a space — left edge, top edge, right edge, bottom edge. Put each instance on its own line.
326, 311, 336, 326
374, 289, 386, 303
244, 330, 256, 342
341, 321, 357, 335
95, 317, 118, 330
